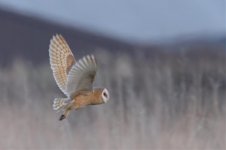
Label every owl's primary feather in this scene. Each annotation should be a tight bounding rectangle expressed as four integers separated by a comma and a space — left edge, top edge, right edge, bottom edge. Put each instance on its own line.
49, 34, 75, 96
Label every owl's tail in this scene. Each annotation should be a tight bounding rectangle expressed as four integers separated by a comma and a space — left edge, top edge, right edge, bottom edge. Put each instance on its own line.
52, 98, 68, 111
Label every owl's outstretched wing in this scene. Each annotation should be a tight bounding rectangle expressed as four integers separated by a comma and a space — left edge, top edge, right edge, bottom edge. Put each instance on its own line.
66, 55, 97, 97
49, 34, 76, 96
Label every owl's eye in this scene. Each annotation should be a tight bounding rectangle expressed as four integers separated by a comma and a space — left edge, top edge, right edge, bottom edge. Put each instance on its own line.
103, 92, 107, 97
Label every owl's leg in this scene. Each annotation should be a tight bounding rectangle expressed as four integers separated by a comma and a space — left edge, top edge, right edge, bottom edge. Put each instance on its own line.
59, 105, 72, 121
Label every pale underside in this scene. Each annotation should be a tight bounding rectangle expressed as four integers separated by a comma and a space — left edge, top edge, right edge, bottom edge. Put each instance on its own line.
49, 34, 97, 98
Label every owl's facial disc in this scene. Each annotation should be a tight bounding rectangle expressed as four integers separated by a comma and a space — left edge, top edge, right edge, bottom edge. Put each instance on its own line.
102, 88, 109, 103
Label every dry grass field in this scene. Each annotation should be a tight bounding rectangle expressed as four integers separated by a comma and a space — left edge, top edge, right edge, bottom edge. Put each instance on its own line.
0, 50, 225, 150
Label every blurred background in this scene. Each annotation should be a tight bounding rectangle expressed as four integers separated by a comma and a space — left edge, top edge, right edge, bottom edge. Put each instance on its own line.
0, 0, 225, 149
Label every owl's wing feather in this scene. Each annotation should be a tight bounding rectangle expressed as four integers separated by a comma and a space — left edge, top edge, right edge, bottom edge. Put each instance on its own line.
49, 34, 76, 96
66, 55, 97, 97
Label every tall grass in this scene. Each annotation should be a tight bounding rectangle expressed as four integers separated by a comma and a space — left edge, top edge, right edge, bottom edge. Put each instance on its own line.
0, 50, 225, 150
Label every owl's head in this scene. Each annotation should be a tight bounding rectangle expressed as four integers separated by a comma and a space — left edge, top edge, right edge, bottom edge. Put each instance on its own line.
101, 88, 110, 103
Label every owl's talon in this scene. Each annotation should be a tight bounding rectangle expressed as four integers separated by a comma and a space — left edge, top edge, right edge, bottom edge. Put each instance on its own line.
59, 114, 65, 121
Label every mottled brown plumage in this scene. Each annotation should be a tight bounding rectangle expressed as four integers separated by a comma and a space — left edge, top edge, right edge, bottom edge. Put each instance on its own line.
49, 34, 75, 95
49, 34, 110, 121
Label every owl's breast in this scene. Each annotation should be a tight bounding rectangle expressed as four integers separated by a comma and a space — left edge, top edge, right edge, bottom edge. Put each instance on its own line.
72, 90, 104, 108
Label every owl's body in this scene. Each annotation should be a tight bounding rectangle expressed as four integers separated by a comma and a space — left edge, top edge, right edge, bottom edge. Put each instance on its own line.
74, 88, 107, 106
49, 34, 109, 121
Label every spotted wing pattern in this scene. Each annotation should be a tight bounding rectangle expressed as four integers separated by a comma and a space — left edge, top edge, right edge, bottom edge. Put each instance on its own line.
49, 34, 75, 96
66, 55, 97, 97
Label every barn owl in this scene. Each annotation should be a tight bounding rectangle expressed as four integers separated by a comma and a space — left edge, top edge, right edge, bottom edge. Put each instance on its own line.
49, 34, 109, 121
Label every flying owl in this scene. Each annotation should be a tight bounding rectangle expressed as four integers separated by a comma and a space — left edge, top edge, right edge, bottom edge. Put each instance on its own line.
49, 34, 109, 121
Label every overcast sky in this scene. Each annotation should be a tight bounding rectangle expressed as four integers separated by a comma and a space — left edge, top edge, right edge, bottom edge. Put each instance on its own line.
0, 0, 225, 42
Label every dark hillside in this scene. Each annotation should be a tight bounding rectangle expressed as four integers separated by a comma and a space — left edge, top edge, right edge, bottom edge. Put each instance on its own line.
0, 8, 225, 66
0, 9, 136, 66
